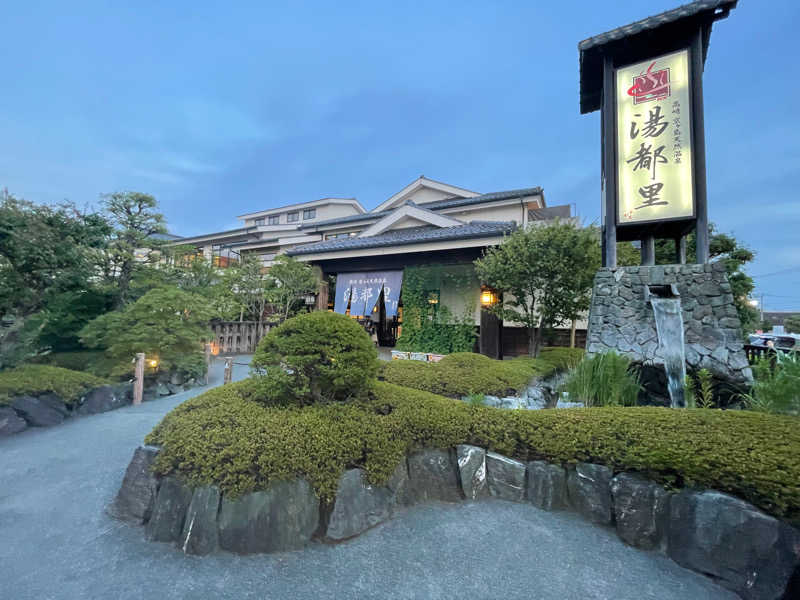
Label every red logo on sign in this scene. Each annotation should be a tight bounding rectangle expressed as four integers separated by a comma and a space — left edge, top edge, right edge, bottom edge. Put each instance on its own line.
627, 61, 670, 104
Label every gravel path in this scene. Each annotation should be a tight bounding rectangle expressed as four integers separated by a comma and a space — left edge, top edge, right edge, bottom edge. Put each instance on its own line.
0, 356, 735, 600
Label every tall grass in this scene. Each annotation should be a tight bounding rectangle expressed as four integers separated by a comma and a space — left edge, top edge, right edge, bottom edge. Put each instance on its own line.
561, 352, 641, 407
741, 352, 800, 415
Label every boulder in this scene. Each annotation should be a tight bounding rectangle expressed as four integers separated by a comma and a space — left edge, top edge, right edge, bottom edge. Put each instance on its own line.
11, 395, 64, 426
456, 445, 489, 500
108, 445, 160, 524
485, 452, 526, 502
77, 385, 130, 415
166, 383, 182, 395
0, 406, 27, 436
567, 463, 614, 525
407, 449, 462, 503
326, 467, 400, 540
37, 393, 69, 416
145, 477, 193, 543
179, 485, 221, 555
610, 473, 670, 551
169, 372, 185, 386
526, 461, 568, 511
218, 479, 318, 554
668, 490, 800, 600
156, 383, 171, 396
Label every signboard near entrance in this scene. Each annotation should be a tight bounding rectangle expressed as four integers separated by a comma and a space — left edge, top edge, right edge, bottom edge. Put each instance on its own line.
616, 49, 694, 226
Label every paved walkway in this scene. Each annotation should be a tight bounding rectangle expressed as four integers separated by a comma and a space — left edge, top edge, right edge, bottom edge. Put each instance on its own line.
0, 356, 735, 600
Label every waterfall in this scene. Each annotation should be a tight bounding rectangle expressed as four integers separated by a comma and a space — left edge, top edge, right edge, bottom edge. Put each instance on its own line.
650, 297, 686, 408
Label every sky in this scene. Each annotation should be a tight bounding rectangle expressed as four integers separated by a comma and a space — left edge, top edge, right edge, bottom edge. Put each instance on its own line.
1, 1, 798, 311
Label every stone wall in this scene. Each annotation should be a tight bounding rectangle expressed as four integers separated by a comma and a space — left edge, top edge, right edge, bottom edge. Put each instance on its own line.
112, 445, 799, 599
586, 263, 752, 390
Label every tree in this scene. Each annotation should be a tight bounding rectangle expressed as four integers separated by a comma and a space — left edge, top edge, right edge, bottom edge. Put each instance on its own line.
80, 286, 213, 378
475, 221, 598, 357
265, 254, 317, 322
784, 315, 800, 334
100, 192, 167, 308
223, 254, 270, 323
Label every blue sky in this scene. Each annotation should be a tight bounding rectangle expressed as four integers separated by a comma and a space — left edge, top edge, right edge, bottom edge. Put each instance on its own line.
2, 1, 798, 310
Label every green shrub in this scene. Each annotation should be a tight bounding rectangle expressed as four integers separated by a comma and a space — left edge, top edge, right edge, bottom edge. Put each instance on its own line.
537, 347, 585, 371
251, 311, 379, 406
742, 352, 800, 415
0, 364, 108, 405
380, 352, 553, 398
32, 350, 119, 379
146, 378, 800, 523
561, 352, 641, 407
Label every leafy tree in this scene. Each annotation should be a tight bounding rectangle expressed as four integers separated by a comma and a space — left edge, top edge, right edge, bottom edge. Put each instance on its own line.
759, 319, 774, 332
784, 315, 800, 334
100, 192, 167, 308
222, 254, 270, 323
80, 286, 213, 378
265, 254, 317, 321
475, 220, 598, 357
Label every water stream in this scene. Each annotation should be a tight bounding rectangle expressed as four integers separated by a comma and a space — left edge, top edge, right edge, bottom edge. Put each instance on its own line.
650, 297, 686, 408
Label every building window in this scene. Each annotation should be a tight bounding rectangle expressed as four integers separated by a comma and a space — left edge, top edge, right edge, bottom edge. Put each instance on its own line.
325, 231, 359, 240
254, 217, 265, 226
268, 215, 280, 225
287, 212, 299, 223
303, 208, 316, 220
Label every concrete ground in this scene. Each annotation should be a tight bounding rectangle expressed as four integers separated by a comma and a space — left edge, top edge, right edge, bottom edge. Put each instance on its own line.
0, 356, 736, 600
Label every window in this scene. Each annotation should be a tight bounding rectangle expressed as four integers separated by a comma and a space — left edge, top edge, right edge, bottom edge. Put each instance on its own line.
303, 208, 316, 220
268, 215, 280, 225
254, 217, 265, 226
287, 212, 299, 223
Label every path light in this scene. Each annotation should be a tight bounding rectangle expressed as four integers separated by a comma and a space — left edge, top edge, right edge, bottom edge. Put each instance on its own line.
149, 358, 159, 369
480, 287, 498, 307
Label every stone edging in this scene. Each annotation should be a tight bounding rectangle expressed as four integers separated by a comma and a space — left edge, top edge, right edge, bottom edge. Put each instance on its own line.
111, 446, 799, 600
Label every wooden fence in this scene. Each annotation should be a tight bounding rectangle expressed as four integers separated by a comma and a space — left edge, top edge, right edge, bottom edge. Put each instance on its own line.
210, 321, 273, 354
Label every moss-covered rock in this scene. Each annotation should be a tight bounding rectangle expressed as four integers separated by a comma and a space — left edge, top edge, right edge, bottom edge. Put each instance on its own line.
0, 364, 108, 406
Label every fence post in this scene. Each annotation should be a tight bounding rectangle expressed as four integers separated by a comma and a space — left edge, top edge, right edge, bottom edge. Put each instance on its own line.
223, 357, 233, 385
133, 353, 145, 405
204, 343, 212, 385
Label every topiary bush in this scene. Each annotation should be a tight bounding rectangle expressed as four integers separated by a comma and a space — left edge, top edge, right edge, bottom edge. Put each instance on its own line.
146, 378, 800, 523
0, 364, 109, 406
251, 311, 379, 406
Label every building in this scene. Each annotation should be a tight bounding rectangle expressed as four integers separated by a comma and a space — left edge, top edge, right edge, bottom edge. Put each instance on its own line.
172, 176, 575, 357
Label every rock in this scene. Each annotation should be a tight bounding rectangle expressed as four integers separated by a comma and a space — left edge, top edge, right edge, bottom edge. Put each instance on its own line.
326, 468, 398, 540
610, 473, 670, 551
169, 372, 185, 386
0, 406, 27, 436
526, 461, 568, 511
156, 383, 171, 396
456, 445, 488, 500
77, 385, 130, 415
37, 393, 69, 416
485, 452, 526, 502
179, 485, 221, 555
556, 400, 584, 409
407, 449, 462, 503
143, 386, 159, 402
668, 490, 800, 600
218, 479, 318, 553
482, 395, 502, 407
166, 383, 182, 395
108, 446, 160, 524
11, 395, 64, 426
567, 463, 613, 525
145, 477, 193, 543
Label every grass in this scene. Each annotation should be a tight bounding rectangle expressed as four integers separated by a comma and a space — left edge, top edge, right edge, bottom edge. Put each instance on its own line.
741, 352, 800, 415
560, 352, 641, 407
145, 377, 800, 524
378, 347, 584, 398
0, 364, 109, 406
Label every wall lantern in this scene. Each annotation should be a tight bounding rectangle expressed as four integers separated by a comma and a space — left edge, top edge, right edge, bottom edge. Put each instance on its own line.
303, 293, 316, 305
480, 287, 498, 307
426, 290, 440, 305
148, 358, 159, 369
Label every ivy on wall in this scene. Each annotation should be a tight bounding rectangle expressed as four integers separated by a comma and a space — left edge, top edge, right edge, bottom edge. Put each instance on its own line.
395, 264, 478, 354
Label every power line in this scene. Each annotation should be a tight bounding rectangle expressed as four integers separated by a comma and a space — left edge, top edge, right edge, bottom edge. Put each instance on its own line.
751, 266, 800, 278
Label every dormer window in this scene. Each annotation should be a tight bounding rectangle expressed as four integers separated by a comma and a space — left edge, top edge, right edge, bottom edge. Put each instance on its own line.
268, 215, 280, 225
254, 217, 265, 226
303, 208, 316, 220
287, 212, 299, 223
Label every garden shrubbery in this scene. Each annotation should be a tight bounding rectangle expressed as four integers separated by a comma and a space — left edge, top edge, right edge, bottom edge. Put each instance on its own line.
146, 378, 800, 523
561, 351, 641, 407
0, 364, 108, 405
251, 311, 379, 406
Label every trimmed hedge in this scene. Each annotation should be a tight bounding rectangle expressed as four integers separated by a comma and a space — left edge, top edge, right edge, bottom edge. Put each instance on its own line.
146, 378, 800, 523
0, 364, 108, 405
378, 347, 584, 398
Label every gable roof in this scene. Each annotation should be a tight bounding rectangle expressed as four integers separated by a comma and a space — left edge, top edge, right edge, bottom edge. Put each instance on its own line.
237, 197, 365, 220
370, 176, 480, 213
287, 221, 516, 256
357, 202, 463, 238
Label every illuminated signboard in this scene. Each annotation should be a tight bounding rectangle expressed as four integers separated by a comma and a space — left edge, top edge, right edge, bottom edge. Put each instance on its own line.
616, 49, 694, 225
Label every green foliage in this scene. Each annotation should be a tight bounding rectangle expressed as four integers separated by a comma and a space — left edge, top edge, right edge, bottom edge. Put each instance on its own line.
265, 254, 318, 321
784, 315, 800, 334
395, 264, 478, 354
35, 289, 116, 352
146, 378, 800, 522
80, 286, 213, 377
683, 375, 696, 408
251, 311, 379, 406
475, 221, 598, 356
561, 352, 641, 407
32, 350, 118, 378
696, 369, 715, 408
0, 365, 108, 406
759, 319, 774, 332
379, 349, 574, 398
741, 352, 800, 415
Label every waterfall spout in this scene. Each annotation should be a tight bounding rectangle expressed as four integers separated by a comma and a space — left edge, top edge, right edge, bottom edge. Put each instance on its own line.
650, 297, 687, 408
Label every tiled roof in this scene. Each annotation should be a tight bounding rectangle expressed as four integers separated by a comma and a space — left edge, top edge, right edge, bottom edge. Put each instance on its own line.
287, 221, 516, 256
301, 187, 542, 230
578, 0, 737, 114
